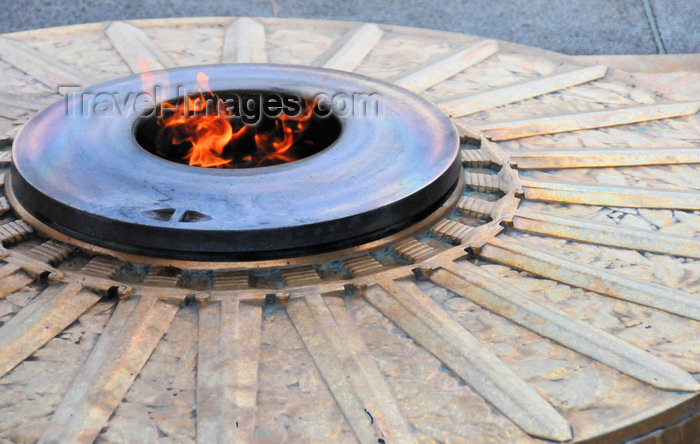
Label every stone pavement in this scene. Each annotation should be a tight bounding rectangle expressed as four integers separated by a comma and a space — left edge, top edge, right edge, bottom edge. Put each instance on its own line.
0, 0, 697, 55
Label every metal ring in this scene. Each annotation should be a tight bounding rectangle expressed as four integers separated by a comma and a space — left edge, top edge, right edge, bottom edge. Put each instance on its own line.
10, 64, 460, 259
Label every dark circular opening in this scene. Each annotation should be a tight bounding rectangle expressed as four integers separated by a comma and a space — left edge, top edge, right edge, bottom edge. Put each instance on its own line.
135, 90, 342, 168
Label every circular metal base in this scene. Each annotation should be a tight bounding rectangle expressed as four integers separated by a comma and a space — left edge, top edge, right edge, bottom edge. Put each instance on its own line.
10, 64, 461, 259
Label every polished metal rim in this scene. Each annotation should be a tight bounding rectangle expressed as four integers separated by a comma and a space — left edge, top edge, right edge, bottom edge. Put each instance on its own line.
9, 64, 460, 259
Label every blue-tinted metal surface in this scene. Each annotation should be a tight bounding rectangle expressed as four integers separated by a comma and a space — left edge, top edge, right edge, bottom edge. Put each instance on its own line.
11, 64, 460, 259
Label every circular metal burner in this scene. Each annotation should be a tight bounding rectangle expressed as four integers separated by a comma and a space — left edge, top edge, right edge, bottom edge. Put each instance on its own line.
9, 64, 461, 259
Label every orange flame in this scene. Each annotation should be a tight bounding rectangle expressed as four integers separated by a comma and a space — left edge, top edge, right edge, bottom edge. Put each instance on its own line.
151, 71, 316, 168
138, 60, 162, 92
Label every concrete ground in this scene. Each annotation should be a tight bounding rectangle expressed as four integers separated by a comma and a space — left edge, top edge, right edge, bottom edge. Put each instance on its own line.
0, 0, 698, 55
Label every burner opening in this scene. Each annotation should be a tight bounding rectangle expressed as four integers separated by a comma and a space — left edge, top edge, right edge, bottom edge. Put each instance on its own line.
135, 90, 342, 168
